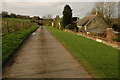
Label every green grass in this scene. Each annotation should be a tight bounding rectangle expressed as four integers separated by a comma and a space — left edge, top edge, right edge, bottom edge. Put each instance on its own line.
2, 25, 39, 64
46, 26, 119, 78
2, 18, 37, 35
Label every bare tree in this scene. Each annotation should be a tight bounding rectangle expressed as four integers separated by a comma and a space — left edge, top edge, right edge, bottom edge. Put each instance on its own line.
93, 2, 117, 26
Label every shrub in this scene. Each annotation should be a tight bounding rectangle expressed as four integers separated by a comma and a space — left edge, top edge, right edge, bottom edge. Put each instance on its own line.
113, 33, 120, 42
66, 23, 78, 32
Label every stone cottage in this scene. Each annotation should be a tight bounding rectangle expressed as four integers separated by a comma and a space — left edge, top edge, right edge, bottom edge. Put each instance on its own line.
76, 12, 108, 34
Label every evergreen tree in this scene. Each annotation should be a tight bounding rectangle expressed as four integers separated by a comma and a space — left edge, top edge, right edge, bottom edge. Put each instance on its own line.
62, 5, 72, 29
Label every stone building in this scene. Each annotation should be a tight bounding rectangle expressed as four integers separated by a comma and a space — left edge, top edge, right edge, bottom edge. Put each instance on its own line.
76, 12, 108, 34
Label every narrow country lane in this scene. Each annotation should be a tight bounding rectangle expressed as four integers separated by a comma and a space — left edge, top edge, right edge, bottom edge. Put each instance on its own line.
3, 26, 91, 78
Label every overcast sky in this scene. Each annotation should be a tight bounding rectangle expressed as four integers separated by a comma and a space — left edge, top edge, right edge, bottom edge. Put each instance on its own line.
1, 0, 119, 18
2, 2, 97, 18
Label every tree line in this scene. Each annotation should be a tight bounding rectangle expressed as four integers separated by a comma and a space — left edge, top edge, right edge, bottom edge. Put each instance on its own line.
1, 11, 54, 20
1, 11, 43, 20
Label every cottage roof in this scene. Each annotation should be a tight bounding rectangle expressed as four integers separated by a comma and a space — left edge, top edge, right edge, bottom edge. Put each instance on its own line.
77, 15, 96, 26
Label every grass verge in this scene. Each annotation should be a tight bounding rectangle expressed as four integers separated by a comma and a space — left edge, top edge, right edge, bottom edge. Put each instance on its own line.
2, 25, 39, 64
46, 26, 118, 78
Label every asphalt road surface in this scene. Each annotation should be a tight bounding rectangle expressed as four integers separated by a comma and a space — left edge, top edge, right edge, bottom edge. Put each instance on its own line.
3, 26, 91, 78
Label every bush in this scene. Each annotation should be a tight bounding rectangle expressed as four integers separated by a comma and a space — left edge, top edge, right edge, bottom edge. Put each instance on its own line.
66, 23, 78, 32
113, 34, 120, 42
112, 24, 120, 32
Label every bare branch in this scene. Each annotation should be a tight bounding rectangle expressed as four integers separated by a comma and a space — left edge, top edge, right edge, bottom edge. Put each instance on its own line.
92, 2, 117, 26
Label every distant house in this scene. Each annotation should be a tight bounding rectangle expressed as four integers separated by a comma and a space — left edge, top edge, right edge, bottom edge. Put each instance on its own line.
52, 15, 62, 29
54, 15, 60, 20
76, 12, 108, 34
